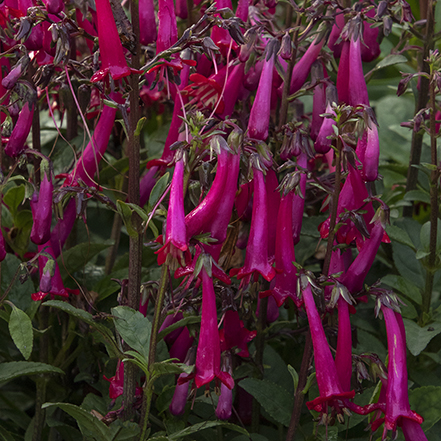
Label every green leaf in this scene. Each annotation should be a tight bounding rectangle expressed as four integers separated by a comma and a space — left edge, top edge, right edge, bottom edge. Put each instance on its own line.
8, 304, 33, 360
287, 365, 299, 393
42, 403, 110, 441
124, 203, 149, 222
149, 173, 170, 208
134, 117, 146, 137
239, 378, 293, 426
386, 225, 416, 251
392, 242, 425, 289
420, 219, 441, 253
3, 185, 25, 217
374, 54, 408, 70
0, 362, 64, 382
403, 319, 441, 356
0, 428, 15, 441
157, 315, 201, 342
151, 361, 185, 378
116, 200, 138, 237
381, 274, 422, 305
44, 300, 120, 357
168, 421, 248, 440
408, 386, 441, 431
112, 306, 151, 360
57, 242, 112, 279
403, 189, 431, 205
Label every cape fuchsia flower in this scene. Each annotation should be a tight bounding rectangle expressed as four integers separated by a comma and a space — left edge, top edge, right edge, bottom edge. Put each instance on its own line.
219, 310, 256, 357
41, 0, 63, 14
90, 0, 142, 83
248, 45, 276, 140
103, 360, 143, 400
356, 124, 379, 182
5, 101, 34, 158
292, 153, 307, 245
195, 269, 234, 389
139, 0, 157, 45
157, 0, 178, 54
266, 169, 280, 262
402, 420, 428, 441
215, 352, 234, 420
379, 306, 423, 436
348, 36, 370, 107
310, 63, 327, 142
169, 326, 194, 363
156, 154, 188, 266
361, 9, 381, 63
301, 277, 355, 414
65, 92, 123, 188
50, 200, 77, 258
335, 296, 352, 392
336, 41, 350, 104
230, 167, 276, 283
139, 166, 159, 207
30, 162, 53, 245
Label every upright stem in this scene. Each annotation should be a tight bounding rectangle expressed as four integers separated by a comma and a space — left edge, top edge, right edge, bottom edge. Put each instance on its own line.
322, 139, 343, 277
422, 73, 439, 315
403, 0, 434, 217
123, 0, 143, 421
139, 264, 169, 440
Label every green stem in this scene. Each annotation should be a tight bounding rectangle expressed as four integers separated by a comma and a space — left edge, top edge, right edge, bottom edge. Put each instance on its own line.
139, 263, 169, 439
422, 71, 439, 315
403, 0, 435, 217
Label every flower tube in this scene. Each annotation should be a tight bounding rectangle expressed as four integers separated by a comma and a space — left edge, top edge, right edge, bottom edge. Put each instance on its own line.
156, 155, 188, 266
302, 278, 355, 414
356, 124, 379, 182
157, 0, 178, 54
266, 169, 280, 262
30, 163, 53, 245
139, 0, 157, 45
348, 36, 369, 107
5, 102, 34, 158
219, 310, 256, 357
292, 153, 307, 244
215, 352, 234, 420
195, 269, 234, 389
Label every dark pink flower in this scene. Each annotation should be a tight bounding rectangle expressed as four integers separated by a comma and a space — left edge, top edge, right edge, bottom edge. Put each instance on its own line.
139, 0, 157, 45
219, 310, 256, 357
215, 352, 234, 420
103, 360, 143, 400
356, 124, 379, 182
157, 0, 178, 54
266, 168, 280, 262
5, 102, 34, 158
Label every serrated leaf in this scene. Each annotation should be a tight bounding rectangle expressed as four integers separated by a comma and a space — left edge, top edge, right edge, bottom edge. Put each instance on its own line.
43, 300, 120, 357
8, 304, 33, 360
409, 386, 441, 431
168, 421, 248, 440
386, 225, 416, 251
112, 306, 151, 360
42, 403, 110, 441
149, 173, 170, 208
403, 319, 441, 356
0, 362, 64, 382
157, 316, 201, 342
239, 378, 293, 426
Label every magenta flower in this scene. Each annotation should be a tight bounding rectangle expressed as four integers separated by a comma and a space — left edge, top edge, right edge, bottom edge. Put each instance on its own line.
348, 36, 370, 107
5, 102, 34, 158
261, 190, 300, 307
157, 0, 178, 54
90, 0, 142, 83
65, 92, 122, 188
356, 124, 379, 182
0, 229, 6, 262
402, 420, 428, 441
30, 164, 53, 245
139, 0, 157, 45
219, 310, 256, 357
301, 279, 354, 414
248, 48, 275, 140
328, 10, 345, 58
266, 169, 280, 262
310, 63, 327, 142
361, 9, 381, 63
314, 100, 336, 154
230, 168, 276, 283
215, 352, 234, 420
41, 0, 63, 14
156, 156, 188, 266
210, 0, 237, 56
195, 269, 234, 389
170, 378, 190, 415
379, 307, 423, 436
336, 41, 350, 104
139, 166, 159, 207
50, 199, 77, 258
103, 360, 143, 400
170, 326, 195, 363
335, 295, 352, 392
292, 153, 307, 245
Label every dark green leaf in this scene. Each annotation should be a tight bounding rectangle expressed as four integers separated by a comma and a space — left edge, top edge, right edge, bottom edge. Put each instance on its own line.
3, 185, 25, 217
0, 428, 16, 441
239, 378, 293, 426
403, 319, 441, 356
381, 274, 422, 305
374, 54, 408, 70
42, 403, 110, 441
112, 306, 151, 360
149, 173, 170, 208
0, 362, 64, 382
403, 190, 431, 205
420, 219, 441, 253
151, 361, 185, 378
409, 386, 441, 431
8, 304, 33, 360
386, 225, 416, 251
116, 200, 138, 237
168, 421, 248, 440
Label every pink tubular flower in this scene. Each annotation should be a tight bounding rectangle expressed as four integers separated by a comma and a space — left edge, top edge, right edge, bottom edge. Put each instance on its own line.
156, 156, 188, 266
30, 165, 53, 245
50, 199, 77, 258
139, 166, 159, 207
215, 352, 234, 420
139, 0, 157, 45
230, 168, 276, 283
64, 92, 122, 187
5, 102, 34, 158
219, 310, 256, 357
402, 420, 428, 441
266, 169, 280, 262
91, 0, 142, 83
103, 360, 143, 400
335, 295, 352, 392
302, 278, 355, 414
157, 0, 178, 54
310, 63, 327, 142
41, 0, 63, 14
314, 100, 336, 154
169, 326, 195, 363
261, 190, 300, 307
361, 9, 381, 63
356, 124, 379, 182
248, 47, 276, 141
348, 36, 370, 107
380, 307, 423, 436
195, 269, 234, 389
292, 153, 307, 245
336, 41, 350, 104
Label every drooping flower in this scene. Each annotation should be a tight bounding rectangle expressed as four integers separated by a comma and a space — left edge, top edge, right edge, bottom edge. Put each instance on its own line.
219, 310, 256, 357
156, 155, 188, 266
348, 36, 370, 107
230, 168, 276, 283
314, 86, 338, 154
215, 352, 234, 420
103, 360, 143, 400
90, 0, 142, 83
30, 162, 53, 245
356, 123, 379, 182
292, 153, 307, 245
5, 101, 34, 158
139, 0, 157, 45
156, 0, 178, 54
301, 277, 355, 414
195, 269, 234, 389
169, 326, 195, 363
266, 168, 280, 262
